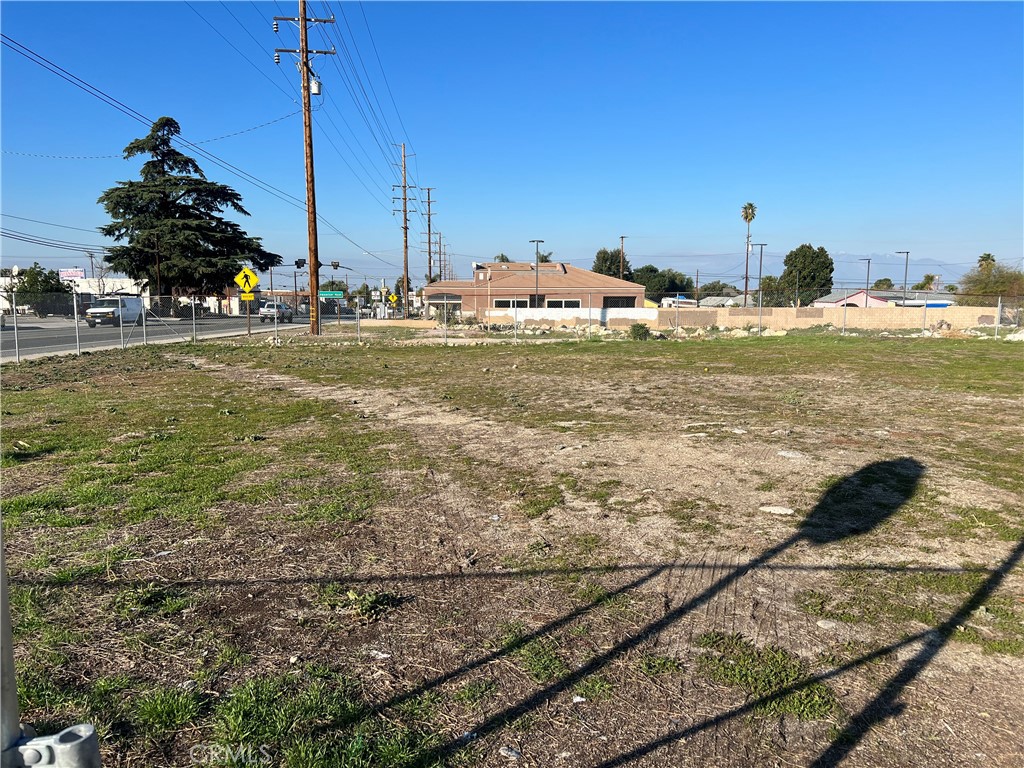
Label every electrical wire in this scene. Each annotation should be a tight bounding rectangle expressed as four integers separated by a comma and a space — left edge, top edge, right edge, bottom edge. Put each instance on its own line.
0, 33, 391, 265
0, 228, 112, 252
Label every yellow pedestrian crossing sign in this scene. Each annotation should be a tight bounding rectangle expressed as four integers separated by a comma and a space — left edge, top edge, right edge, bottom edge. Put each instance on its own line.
388, 293, 398, 305
234, 267, 259, 292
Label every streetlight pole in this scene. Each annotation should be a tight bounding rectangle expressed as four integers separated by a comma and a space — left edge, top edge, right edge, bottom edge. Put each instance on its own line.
896, 251, 910, 305
859, 258, 871, 307
752, 243, 766, 334
619, 235, 628, 280
529, 239, 544, 309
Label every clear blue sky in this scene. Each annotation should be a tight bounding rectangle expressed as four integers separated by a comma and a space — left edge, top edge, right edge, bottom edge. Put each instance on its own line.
2, 1, 1022, 292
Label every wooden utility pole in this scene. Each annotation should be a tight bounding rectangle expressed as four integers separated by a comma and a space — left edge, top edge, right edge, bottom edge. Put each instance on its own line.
619, 235, 627, 280
423, 187, 434, 284
274, 1, 334, 335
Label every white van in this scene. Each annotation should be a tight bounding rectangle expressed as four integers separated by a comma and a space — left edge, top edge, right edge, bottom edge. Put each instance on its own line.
85, 296, 144, 328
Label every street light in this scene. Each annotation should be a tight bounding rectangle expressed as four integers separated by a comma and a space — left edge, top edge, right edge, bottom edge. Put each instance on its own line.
529, 239, 544, 309
896, 251, 910, 305
859, 258, 872, 307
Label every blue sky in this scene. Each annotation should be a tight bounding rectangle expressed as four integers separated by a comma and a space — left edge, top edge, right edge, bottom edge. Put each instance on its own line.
2, 1, 1022, 292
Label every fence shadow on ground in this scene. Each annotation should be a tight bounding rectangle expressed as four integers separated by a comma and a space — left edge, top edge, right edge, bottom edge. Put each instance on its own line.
11, 458, 1022, 766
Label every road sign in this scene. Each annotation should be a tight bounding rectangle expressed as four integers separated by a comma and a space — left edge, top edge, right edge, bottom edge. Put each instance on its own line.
320, 290, 346, 298
234, 267, 259, 292
388, 293, 398, 305
240, 292, 255, 301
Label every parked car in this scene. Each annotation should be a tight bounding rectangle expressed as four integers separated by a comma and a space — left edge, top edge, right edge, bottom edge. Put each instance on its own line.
259, 302, 294, 323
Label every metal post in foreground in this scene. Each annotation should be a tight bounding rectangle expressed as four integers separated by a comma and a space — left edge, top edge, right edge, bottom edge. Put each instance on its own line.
191, 298, 197, 343
995, 296, 1002, 339
2, 531, 102, 767
118, 299, 126, 350
72, 293, 81, 356
513, 298, 519, 344
922, 301, 928, 331
843, 291, 849, 334
140, 294, 148, 347
11, 297, 20, 364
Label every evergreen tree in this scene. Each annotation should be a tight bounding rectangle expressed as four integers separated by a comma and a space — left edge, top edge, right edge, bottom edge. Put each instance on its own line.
592, 247, 633, 281
779, 244, 834, 306
98, 117, 281, 298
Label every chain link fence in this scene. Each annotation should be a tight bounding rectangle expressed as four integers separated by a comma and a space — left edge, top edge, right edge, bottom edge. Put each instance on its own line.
0, 293, 291, 362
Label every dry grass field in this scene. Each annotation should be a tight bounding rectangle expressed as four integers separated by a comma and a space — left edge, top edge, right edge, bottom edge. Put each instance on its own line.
2, 329, 1022, 767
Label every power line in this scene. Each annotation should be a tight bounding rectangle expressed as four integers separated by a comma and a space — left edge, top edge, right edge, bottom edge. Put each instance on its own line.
2, 214, 104, 234
0, 33, 386, 262
0, 228, 112, 252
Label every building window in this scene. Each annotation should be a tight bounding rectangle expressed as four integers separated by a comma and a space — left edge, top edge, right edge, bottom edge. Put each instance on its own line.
546, 300, 581, 309
494, 299, 528, 308
603, 296, 635, 308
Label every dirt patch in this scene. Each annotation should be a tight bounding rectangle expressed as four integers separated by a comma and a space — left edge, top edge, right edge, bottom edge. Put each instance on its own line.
3, 338, 1022, 767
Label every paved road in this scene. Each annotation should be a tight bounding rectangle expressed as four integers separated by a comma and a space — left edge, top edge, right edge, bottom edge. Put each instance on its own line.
0, 314, 306, 362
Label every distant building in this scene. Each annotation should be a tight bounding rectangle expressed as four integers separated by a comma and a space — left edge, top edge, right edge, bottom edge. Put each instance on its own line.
813, 289, 956, 309
422, 261, 645, 315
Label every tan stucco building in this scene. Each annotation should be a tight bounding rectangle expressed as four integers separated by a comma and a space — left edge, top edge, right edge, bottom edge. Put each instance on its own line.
422, 261, 646, 315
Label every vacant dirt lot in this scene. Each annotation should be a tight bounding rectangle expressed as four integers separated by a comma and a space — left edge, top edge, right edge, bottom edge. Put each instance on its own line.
2, 331, 1022, 767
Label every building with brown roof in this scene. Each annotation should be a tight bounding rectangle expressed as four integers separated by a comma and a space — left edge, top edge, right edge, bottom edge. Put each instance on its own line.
422, 262, 646, 319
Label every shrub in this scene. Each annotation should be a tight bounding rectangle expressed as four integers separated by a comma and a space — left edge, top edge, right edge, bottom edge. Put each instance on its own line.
628, 323, 651, 341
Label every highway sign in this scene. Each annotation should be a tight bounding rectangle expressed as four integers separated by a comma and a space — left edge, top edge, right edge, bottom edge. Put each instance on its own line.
320, 290, 346, 298
234, 267, 259, 292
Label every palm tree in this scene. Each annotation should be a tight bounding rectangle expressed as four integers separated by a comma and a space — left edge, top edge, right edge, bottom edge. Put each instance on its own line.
741, 202, 757, 299
979, 253, 996, 271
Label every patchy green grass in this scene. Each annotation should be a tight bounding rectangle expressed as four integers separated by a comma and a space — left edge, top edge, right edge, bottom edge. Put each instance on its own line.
112, 583, 193, 620
572, 675, 615, 701
795, 565, 1024, 656
696, 632, 839, 720
212, 667, 454, 768
498, 622, 570, 684
133, 687, 203, 735
637, 653, 683, 677
316, 585, 403, 623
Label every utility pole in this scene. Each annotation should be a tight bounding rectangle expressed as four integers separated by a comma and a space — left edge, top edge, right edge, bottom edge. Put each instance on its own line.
619, 235, 627, 280
83, 251, 96, 280
392, 143, 415, 319
274, 1, 335, 335
437, 232, 444, 281
859, 258, 872, 306
896, 251, 910, 305
422, 187, 435, 284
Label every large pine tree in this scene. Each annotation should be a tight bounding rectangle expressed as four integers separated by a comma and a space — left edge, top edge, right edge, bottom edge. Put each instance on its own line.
98, 117, 280, 298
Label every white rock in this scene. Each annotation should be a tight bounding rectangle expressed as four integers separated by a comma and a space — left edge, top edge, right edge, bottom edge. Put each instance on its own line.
777, 450, 805, 459
816, 619, 839, 630
759, 506, 794, 516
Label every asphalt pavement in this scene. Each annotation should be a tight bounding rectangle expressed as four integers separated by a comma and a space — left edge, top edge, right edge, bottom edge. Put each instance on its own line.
0, 313, 295, 362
